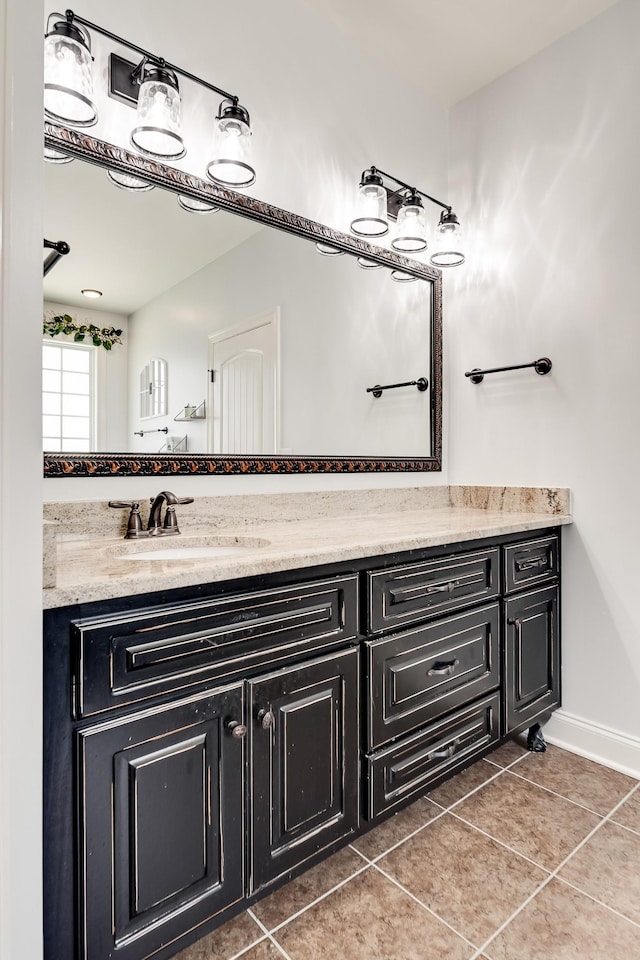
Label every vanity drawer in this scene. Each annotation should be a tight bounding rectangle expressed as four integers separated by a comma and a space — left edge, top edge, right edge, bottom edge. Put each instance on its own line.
365, 692, 500, 819
366, 547, 499, 634
366, 603, 500, 750
74, 575, 358, 718
504, 535, 559, 594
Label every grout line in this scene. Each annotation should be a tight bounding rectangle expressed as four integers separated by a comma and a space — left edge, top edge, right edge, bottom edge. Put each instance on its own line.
467, 778, 640, 960
446, 808, 553, 873
505, 766, 634, 818
247, 909, 295, 960
423, 765, 506, 816
371, 862, 479, 952
350, 805, 450, 865
227, 930, 269, 960
261, 862, 371, 935
608, 818, 640, 839
554, 875, 640, 931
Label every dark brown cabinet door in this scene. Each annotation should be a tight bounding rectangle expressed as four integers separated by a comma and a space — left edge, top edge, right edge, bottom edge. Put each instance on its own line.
77, 684, 245, 960
504, 585, 560, 733
249, 647, 359, 893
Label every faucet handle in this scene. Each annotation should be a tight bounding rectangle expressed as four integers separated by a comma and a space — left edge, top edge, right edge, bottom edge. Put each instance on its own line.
108, 500, 144, 539
176, 496, 194, 505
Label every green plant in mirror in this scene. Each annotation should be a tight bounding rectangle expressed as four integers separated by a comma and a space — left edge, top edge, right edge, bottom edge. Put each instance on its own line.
43, 313, 123, 350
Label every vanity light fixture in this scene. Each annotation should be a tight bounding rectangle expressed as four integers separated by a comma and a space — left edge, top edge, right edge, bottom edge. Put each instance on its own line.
351, 166, 465, 267
43, 10, 256, 185
390, 269, 418, 283
81, 288, 103, 298
44, 146, 74, 164
315, 242, 344, 256
177, 195, 219, 214
357, 257, 383, 270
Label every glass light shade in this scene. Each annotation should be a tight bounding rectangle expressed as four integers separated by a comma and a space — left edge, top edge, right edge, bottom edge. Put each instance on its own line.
130, 68, 186, 160
316, 242, 344, 256
44, 25, 97, 127
392, 196, 427, 253
107, 170, 155, 193
390, 269, 418, 282
207, 101, 256, 188
177, 195, 219, 214
357, 257, 382, 269
430, 211, 465, 267
350, 178, 388, 238
44, 146, 73, 164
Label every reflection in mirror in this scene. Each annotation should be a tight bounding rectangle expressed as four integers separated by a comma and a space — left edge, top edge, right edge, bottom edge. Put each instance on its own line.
44, 156, 436, 459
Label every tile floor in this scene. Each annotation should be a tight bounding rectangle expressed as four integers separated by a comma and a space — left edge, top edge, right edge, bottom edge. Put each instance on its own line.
175, 740, 640, 960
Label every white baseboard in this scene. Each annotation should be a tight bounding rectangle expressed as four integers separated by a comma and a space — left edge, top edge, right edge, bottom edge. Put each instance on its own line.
543, 710, 640, 780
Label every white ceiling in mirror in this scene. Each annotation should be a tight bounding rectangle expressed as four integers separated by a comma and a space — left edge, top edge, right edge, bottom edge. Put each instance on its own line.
43, 160, 263, 313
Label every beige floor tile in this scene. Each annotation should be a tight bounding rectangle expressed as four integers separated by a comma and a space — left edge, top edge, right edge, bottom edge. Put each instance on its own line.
235, 942, 286, 960
611, 786, 640, 833
351, 797, 441, 859
274, 868, 473, 960
173, 912, 264, 960
558, 821, 640, 925
251, 845, 364, 930
484, 878, 640, 960
454, 772, 600, 869
427, 759, 500, 808
512, 744, 637, 814
485, 737, 529, 768
378, 813, 547, 944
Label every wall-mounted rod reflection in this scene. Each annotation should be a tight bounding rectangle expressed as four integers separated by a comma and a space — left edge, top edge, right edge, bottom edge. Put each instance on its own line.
43, 238, 70, 276
134, 427, 169, 436
465, 358, 552, 385
367, 377, 428, 399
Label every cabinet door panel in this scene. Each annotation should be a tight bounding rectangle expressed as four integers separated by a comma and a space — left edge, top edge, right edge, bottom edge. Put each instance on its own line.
504, 585, 560, 733
249, 648, 359, 892
78, 685, 244, 960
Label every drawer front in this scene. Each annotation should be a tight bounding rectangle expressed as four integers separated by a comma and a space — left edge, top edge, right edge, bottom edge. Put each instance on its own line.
366, 692, 500, 819
367, 547, 499, 634
366, 603, 500, 750
504, 535, 559, 594
75, 575, 358, 718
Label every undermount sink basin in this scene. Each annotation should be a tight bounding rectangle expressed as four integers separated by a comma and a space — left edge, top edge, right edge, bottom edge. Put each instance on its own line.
121, 544, 251, 561
113, 535, 269, 563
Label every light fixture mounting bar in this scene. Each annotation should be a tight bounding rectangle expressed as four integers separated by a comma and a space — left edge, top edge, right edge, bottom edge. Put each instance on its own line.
371, 166, 452, 214
63, 8, 240, 103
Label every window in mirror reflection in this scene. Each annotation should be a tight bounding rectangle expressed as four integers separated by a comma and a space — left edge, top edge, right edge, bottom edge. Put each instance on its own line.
139, 358, 167, 419
42, 341, 96, 451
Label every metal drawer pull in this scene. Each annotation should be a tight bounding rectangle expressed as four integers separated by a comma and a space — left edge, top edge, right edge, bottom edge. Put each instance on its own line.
257, 709, 276, 730
428, 739, 461, 761
426, 579, 460, 595
225, 720, 247, 739
516, 556, 548, 571
427, 658, 460, 677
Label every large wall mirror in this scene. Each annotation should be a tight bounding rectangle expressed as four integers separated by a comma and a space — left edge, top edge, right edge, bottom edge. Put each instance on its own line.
43, 123, 442, 478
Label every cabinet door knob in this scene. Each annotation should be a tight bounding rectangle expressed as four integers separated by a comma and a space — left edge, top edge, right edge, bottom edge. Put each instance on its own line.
226, 720, 247, 739
257, 709, 276, 730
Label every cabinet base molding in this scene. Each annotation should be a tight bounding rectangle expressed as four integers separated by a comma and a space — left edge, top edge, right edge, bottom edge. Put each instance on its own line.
544, 709, 640, 779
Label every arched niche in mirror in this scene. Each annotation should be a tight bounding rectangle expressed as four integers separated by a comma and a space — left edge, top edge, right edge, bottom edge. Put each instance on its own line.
43, 122, 442, 478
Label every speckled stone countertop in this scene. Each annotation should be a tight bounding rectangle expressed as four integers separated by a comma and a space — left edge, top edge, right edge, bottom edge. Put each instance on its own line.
43, 486, 572, 609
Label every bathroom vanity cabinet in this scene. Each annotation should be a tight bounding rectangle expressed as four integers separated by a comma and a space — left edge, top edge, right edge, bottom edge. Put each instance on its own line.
43, 528, 560, 960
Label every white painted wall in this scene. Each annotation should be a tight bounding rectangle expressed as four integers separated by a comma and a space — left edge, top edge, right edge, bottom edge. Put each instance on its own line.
127, 228, 433, 458
448, 0, 640, 766
0, 2, 44, 958
43, 299, 129, 450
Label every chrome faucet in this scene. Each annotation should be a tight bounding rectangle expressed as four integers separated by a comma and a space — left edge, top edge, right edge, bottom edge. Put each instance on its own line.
109, 491, 194, 539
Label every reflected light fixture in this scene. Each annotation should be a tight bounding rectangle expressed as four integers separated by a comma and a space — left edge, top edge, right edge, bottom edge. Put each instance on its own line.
357, 257, 382, 270
351, 166, 465, 268
44, 146, 74, 164
177, 195, 219, 214
107, 170, 155, 192
390, 269, 418, 283
315, 242, 344, 256
81, 288, 103, 298
43, 9, 256, 187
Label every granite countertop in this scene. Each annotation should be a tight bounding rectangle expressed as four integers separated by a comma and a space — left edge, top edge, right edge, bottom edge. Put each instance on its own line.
43, 486, 572, 609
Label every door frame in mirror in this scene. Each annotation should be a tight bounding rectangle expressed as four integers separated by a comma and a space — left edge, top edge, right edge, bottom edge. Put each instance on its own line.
43, 122, 442, 478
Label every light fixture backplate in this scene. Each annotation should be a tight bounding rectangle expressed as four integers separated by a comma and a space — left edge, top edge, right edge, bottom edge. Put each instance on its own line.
108, 53, 139, 107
